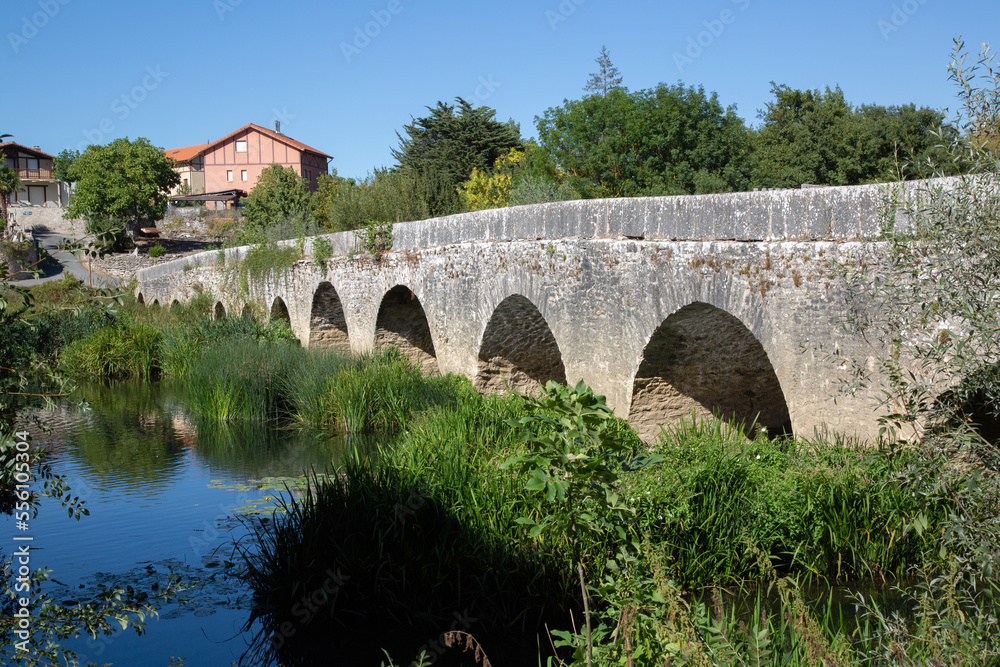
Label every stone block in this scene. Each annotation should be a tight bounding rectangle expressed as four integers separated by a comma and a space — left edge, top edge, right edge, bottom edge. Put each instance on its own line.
606, 198, 649, 239
855, 185, 885, 240
771, 190, 811, 240
806, 190, 834, 239
650, 197, 681, 240
685, 195, 715, 240
741, 192, 771, 241
712, 194, 741, 240
512, 206, 544, 240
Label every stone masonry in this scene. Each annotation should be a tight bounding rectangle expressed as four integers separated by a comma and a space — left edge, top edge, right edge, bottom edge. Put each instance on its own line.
136, 180, 934, 441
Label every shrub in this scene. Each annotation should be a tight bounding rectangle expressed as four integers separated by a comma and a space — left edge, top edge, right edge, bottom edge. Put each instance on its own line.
147, 245, 167, 258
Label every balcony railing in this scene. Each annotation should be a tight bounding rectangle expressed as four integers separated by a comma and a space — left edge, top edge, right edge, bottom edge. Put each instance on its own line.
16, 168, 54, 180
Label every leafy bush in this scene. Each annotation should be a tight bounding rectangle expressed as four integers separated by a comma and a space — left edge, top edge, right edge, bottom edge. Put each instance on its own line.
147, 244, 167, 258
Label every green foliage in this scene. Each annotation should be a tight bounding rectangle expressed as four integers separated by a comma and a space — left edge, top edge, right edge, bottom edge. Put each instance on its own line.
457, 148, 524, 211
751, 84, 950, 188
241, 165, 312, 230
509, 174, 579, 207
147, 244, 167, 258
52, 148, 80, 183
312, 235, 332, 275
59, 322, 163, 379
537, 83, 753, 198
354, 220, 392, 260
504, 381, 633, 554
393, 97, 522, 216
831, 38, 1000, 665
0, 165, 20, 222
311, 169, 430, 232
225, 241, 300, 295
65, 137, 180, 237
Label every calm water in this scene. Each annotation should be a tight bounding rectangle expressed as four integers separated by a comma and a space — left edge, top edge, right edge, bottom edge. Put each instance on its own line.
4, 381, 345, 667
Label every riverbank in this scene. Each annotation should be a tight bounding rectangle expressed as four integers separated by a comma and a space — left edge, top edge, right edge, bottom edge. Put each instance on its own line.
5, 286, 1000, 665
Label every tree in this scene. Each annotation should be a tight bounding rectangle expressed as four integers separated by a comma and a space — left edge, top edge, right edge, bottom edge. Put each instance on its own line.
66, 138, 180, 241
751, 84, 949, 188
457, 148, 525, 211
242, 165, 312, 230
52, 148, 81, 184
537, 83, 753, 198
584, 45, 624, 97
0, 165, 20, 227
311, 169, 430, 232
834, 39, 1000, 658
392, 98, 522, 216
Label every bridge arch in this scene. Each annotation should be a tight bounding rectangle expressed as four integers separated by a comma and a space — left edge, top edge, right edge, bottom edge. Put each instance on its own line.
152, 299, 160, 308
309, 281, 350, 351
214, 302, 226, 320
629, 302, 792, 442
241, 304, 255, 321
375, 285, 438, 375
270, 296, 291, 325
137, 293, 145, 305
475, 294, 567, 394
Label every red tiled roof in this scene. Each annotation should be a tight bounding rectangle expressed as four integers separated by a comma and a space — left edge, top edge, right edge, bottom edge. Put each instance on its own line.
0, 142, 55, 160
207, 123, 332, 159
164, 143, 210, 163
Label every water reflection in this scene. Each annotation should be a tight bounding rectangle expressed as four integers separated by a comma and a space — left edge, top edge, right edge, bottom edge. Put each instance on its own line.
15, 380, 346, 667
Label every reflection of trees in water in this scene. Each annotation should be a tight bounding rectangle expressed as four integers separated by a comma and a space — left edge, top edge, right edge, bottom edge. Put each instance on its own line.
40, 380, 350, 487
189, 418, 349, 478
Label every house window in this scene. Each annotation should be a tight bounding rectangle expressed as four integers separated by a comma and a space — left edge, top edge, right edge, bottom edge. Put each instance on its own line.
227, 170, 233, 182
241, 170, 247, 182
26, 158, 39, 171
182, 178, 188, 187
236, 141, 247, 153
4, 158, 14, 170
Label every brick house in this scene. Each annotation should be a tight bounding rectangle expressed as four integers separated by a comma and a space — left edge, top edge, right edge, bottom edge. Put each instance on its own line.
164, 124, 331, 205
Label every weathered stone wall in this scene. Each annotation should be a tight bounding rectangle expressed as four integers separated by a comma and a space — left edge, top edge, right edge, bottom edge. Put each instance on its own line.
136, 181, 922, 441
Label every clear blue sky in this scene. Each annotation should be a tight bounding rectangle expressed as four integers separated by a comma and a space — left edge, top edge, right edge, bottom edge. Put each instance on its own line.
2, 0, 996, 179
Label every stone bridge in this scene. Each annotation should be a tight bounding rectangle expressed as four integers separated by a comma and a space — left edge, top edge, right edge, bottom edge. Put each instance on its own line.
136, 181, 913, 442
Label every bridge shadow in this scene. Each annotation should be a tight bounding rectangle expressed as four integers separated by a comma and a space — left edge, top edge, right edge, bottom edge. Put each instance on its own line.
375, 286, 438, 376
629, 302, 792, 442
309, 281, 350, 352
476, 294, 566, 395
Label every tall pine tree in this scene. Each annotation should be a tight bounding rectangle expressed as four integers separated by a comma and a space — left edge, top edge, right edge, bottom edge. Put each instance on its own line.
584, 46, 624, 97
393, 98, 521, 216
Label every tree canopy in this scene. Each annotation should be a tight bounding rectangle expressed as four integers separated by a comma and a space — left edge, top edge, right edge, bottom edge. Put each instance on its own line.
66, 137, 179, 236
537, 83, 753, 198
0, 165, 20, 226
392, 98, 522, 216
53, 149, 81, 184
751, 84, 950, 188
242, 165, 312, 229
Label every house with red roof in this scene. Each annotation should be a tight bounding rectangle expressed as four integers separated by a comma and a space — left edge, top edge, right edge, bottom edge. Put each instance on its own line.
164, 123, 332, 205
1, 142, 64, 209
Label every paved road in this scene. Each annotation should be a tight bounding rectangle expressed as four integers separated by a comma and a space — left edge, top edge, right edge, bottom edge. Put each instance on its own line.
12, 232, 121, 288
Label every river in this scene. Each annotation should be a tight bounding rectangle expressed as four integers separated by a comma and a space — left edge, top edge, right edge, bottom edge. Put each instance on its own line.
4, 381, 344, 666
